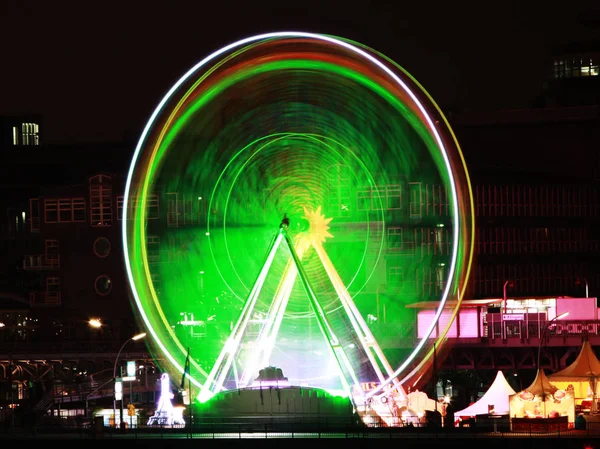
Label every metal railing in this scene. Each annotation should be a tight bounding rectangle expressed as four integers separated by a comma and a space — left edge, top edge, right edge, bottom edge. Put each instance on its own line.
2, 415, 600, 439
485, 319, 600, 340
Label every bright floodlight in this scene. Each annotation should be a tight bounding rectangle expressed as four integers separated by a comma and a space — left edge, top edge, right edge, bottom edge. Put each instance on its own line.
88, 318, 102, 328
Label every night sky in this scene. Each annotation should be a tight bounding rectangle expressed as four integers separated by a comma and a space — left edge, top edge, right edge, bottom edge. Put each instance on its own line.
2, 1, 600, 145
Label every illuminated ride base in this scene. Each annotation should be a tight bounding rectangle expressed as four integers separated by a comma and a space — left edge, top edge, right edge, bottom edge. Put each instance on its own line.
147, 373, 185, 426
196, 212, 408, 426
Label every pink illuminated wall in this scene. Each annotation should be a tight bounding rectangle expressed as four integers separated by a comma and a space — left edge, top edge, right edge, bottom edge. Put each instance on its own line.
556, 297, 598, 320
458, 309, 479, 337
417, 309, 480, 339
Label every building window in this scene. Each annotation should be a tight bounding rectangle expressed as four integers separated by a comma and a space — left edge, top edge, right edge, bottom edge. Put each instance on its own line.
357, 185, 394, 211
117, 194, 159, 220
147, 236, 160, 263
326, 164, 351, 218
372, 186, 385, 211
387, 266, 405, 287
357, 187, 371, 211
23, 123, 40, 145
46, 277, 61, 305
409, 182, 423, 218
13, 123, 40, 146
552, 56, 600, 79
44, 199, 58, 223
90, 175, 113, 227
435, 264, 446, 291
93, 237, 111, 258
167, 192, 179, 227
45, 239, 59, 263
95, 275, 112, 296
386, 184, 402, 210
388, 227, 403, 250
165, 193, 206, 227
150, 272, 161, 294
44, 198, 86, 223
29, 198, 40, 232
59, 198, 86, 222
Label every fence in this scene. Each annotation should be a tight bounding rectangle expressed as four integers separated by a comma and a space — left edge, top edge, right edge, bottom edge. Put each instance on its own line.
2, 415, 600, 439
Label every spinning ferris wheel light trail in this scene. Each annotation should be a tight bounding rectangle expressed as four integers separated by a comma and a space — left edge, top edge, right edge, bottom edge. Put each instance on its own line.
200, 208, 407, 410
123, 31, 475, 426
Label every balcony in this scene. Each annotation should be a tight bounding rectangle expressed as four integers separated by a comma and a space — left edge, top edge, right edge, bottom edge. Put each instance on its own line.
29, 291, 61, 306
23, 254, 60, 270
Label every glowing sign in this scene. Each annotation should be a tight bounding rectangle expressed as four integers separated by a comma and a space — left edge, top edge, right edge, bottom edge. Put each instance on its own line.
114, 380, 123, 401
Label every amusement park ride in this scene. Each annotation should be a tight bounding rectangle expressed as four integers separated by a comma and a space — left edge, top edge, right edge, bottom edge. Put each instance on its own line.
124, 31, 472, 427
198, 211, 410, 425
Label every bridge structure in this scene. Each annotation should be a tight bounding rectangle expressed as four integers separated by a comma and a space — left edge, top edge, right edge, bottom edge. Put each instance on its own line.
1, 316, 599, 409
2, 291, 600, 425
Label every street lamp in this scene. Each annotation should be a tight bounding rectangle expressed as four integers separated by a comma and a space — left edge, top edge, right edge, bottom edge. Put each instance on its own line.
536, 312, 569, 372
503, 280, 514, 314
536, 311, 568, 418
113, 332, 146, 428
575, 277, 589, 298
88, 318, 102, 328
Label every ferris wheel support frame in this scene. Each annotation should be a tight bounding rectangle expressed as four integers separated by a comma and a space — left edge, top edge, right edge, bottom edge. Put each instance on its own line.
199, 213, 406, 409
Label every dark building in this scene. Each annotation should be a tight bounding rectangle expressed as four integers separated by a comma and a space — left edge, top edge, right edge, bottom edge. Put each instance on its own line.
0, 114, 42, 150
536, 41, 600, 107
452, 104, 600, 299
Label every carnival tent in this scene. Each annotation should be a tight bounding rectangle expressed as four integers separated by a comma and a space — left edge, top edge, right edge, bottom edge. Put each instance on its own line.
548, 340, 600, 412
509, 368, 574, 422
522, 368, 557, 398
454, 370, 516, 418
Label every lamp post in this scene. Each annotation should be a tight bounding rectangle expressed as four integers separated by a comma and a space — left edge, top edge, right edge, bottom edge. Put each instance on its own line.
576, 277, 589, 298
536, 312, 568, 418
502, 280, 514, 314
536, 312, 569, 372
113, 332, 146, 428
376, 284, 386, 322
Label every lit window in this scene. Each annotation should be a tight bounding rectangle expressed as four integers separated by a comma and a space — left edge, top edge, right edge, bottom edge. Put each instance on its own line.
19, 122, 40, 146
435, 264, 446, 291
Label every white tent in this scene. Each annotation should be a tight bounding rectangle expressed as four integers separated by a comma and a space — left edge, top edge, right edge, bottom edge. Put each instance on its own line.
454, 370, 516, 418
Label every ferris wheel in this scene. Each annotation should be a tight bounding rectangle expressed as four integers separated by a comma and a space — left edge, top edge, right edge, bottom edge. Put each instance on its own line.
123, 31, 474, 422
